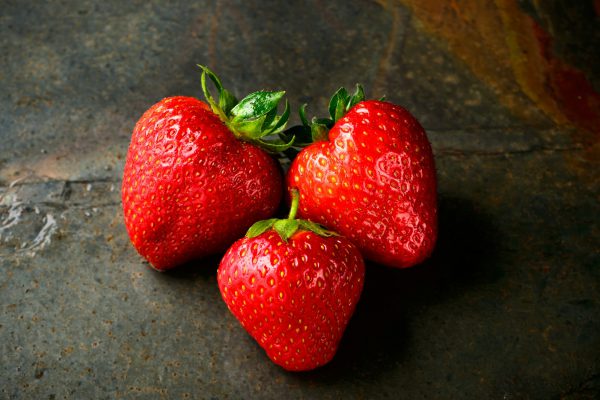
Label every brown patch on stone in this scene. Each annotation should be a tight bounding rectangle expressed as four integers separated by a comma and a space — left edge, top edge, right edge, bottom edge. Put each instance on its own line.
381, 0, 599, 143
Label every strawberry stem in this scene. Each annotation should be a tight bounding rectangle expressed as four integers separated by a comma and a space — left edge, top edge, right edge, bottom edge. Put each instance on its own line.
288, 189, 299, 220
245, 189, 337, 241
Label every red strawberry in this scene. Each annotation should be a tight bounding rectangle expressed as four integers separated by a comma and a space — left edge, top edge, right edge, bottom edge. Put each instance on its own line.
217, 190, 365, 371
122, 67, 294, 270
285, 86, 437, 268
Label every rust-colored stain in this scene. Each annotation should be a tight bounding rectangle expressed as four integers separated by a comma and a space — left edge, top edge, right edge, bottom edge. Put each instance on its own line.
379, 0, 599, 146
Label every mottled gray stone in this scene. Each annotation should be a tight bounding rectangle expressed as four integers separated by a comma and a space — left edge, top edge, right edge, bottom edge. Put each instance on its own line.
1, 1, 598, 399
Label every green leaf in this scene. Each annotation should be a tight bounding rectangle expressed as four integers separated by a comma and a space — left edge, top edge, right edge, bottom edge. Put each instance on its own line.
327, 94, 338, 121
231, 91, 285, 121
198, 65, 224, 94
246, 218, 277, 238
198, 65, 233, 121
231, 115, 269, 139
348, 84, 365, 110
227, 92, 291, 151
197, 66, 293, 154
299, 220, 337, 237
199, 66, 219, 115
273, 220, 300, 241
277, 131, 294, 146
255, 136, 295, 153
261, 107, 278, 133
313, 117, 334, 127
263, 84, 370, 153
334, 97, 346, 122
299, 103, 310, 127
311, 121, 329, 142
328, 87, 348, 121
265, 99, 290, 134
219, 88, 238, 115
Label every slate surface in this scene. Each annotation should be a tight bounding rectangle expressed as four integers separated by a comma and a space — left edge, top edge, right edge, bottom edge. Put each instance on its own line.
1, 1, 598, 399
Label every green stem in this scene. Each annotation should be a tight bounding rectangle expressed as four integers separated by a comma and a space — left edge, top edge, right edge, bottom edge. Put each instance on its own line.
288, 189, 299, 220
245, 188, 336, 240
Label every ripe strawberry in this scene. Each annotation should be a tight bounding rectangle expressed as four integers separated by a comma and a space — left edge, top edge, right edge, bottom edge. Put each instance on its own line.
285, 86, 437, 268
122, 67, 294, 270
217, 190, 365, 371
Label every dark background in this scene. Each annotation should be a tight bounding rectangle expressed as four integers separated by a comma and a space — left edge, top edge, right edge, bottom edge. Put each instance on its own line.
1, 1, 599, 398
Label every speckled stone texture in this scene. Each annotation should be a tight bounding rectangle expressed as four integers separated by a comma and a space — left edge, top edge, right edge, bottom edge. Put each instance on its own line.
1, 1, 598, 399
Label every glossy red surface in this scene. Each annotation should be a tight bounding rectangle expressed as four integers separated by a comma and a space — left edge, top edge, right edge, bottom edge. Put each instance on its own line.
218, 230, 365, 371
288, 100, 437, 268
122, 96, 283, 269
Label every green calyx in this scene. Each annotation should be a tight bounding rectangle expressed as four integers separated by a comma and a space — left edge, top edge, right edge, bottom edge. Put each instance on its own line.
246, 189, 337, 242
327, 84, 366, 125
199, 65, 294, 153
279, 84, 366, 157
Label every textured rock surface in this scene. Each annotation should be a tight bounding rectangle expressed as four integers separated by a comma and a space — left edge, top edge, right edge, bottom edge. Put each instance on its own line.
1, 1, 598, 398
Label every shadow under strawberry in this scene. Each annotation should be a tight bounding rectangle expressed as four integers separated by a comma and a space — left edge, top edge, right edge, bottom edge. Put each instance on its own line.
291, 195, 504, 381
161, 254, 222, 281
